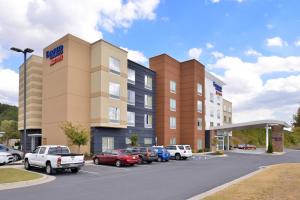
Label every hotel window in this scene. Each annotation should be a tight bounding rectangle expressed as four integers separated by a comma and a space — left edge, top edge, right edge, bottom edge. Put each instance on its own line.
127, 111, 135, 127
109, 107, 120, 123
223, 105, 227, 112
210, 92, 214, 103
170, 80, 176, 93
125, 137, 131, 145
170, 98, 176, 111
144, 138, 153, 145
128, 69, 135, 85
228, 107, 232, 113
144, 95, 152, 109
102, 137, 114, 152
144, 75, 152, 90
210, 122, 214, 127
224, 116, 227, 123
197, 139, 203, 151
197, 100, 202, 113
229, 117, 232, 123
197, 83, 202, 96
170, 137, 176, 145
217, 123, 220, 126
217, 109, 220, 119
210, 109, 214, 117
128, 90, 135, 105
217, 95, 221, 105
170, 117, 176, 129
109, 82, 120, 99
144, 114, 152, 128
109, 57, 120, 75
197, 118, 202, 130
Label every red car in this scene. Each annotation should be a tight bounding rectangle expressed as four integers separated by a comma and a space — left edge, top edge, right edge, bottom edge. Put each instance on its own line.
93, 149, 139, 167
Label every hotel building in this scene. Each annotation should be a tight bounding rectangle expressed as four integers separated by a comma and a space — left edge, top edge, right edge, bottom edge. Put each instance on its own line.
18, 33, 231, 153
223, 99, 232, 125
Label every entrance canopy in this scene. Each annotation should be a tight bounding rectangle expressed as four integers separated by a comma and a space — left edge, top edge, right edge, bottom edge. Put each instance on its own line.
209, 120, 290, 131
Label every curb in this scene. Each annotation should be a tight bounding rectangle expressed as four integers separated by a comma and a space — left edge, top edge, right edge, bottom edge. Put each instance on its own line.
187, 165, 269, 200
0, 168, 56, 191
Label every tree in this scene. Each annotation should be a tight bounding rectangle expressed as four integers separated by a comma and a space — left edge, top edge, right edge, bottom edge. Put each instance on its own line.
61, 122, 89, 153
130, 134, 139, 147
0, 120, 19, 145
293, 107, 300, 127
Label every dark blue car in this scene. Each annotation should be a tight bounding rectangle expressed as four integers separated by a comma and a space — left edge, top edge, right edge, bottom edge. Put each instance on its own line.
152, 147, 170, 162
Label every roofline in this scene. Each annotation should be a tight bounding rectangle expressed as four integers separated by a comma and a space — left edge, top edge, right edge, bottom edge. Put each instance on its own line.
205, 70, 226, 85
128, 59, 155, 73
209, 119, 291, 131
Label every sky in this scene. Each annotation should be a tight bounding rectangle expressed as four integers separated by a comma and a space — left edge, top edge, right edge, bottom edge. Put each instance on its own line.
0, 0, 299, 124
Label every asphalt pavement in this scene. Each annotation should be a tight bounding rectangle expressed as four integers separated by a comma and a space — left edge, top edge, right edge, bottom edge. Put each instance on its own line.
1, 150, 300, 200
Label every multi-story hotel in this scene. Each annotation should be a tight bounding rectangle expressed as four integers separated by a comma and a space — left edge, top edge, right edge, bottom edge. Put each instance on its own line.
18, 33, 231, 153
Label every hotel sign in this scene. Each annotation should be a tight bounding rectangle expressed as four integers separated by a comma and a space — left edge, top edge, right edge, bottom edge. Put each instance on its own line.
213, 81, 222, 96
46, 45, 64, 66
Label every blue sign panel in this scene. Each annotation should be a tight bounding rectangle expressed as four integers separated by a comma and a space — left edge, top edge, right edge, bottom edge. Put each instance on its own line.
46, 45, 64, 59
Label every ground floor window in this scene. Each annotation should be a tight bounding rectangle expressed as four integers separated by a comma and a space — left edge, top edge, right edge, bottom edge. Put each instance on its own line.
125, 137, 131, 145
170, 137, 176, 145
102, 137, 114, 152
144, 138, 152, 145
197, 139, 202, 150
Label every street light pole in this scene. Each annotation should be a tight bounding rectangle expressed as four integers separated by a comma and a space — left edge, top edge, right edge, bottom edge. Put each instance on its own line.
10, 47, 34, 154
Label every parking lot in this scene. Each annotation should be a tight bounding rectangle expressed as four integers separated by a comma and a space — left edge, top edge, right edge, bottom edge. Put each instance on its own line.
1, 151, 300, 200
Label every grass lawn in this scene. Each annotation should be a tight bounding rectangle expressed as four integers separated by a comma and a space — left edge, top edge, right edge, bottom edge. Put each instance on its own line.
0, 168, 42, 184
203, 163, 300, 200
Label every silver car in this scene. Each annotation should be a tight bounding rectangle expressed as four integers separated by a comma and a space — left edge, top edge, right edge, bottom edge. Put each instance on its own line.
0, 144, 24, 161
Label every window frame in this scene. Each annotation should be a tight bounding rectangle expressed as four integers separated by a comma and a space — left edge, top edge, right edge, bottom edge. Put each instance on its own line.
170, 116, 176, 129
170, 80, 176, 93
109, 107, 120, 123
144, 114, 153, 128
170, 98, 176, 111
109, 82, 120, 99
109, 57, 121, 75
127, 111, 135, 127
144, 75, 153, 90
128, 68, 135, 85
127, 90, 135, 106
144, 94, 153, 109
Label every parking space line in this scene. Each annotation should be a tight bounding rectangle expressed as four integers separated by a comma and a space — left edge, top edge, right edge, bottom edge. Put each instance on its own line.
80, 170, 100, 175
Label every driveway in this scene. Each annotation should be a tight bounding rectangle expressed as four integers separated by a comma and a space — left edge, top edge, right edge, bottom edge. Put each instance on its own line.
0, 150, 299, 200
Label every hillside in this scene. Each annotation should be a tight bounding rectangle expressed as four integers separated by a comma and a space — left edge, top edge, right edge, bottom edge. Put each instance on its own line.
0, 103, 18, 123
232, 127, 300, 149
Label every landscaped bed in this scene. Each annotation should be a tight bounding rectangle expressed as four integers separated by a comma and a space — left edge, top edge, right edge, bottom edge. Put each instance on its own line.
203, 163, 300, 200
0, 168, 42, 184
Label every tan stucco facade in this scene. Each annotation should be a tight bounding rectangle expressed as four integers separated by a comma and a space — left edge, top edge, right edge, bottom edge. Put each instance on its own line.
90, 40, 128, 128
223, 98, 232, 125
18, 34, 128, 153
18, 55, 43, 130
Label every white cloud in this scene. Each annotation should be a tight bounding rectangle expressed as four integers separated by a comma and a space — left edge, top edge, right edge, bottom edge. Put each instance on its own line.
294, 39, 300, 47
0, 0, 160, 55
244, 48, 262, 57
206, 43, 214, 49
188, 48, 202, 60
210, 55, 300, 123
266, 37, 287, 47
211, 51, 224, 59
120, 47, 148, 65
0, 68, 19, 105
210, 0, 220, 3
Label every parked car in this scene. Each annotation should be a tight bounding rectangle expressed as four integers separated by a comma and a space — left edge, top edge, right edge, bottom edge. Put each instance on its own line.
152, 146, 170, 162
0, 152, 14, 165
126, 147, 158, 164
166, 145, 193, 160
24, 145, 85, 174
238, 144, 257, 150
93, 149, 139, 167
0, 144, 23, 161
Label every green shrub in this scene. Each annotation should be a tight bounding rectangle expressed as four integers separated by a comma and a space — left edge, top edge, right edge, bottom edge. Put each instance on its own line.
267, 143, 273, 153
214, 150, 224, 155
198, 149, 203, 153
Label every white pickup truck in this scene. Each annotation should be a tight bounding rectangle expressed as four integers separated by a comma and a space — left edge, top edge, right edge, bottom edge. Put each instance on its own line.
24, 145, 85, 174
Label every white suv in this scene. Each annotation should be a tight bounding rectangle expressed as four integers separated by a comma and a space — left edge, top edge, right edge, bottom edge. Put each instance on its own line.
166, 145, 192, 160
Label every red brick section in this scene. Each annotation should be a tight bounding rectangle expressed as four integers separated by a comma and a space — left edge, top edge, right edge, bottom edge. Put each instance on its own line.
150, 54, 206, 152
150, 54, 181, 146
180, 60, 206, 152
271, 125, 284, 152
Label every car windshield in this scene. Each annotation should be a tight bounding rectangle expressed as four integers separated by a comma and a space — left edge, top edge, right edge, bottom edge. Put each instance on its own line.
48, 147, 70, 155
119, 149, 131, 155
185, 146, 191, 150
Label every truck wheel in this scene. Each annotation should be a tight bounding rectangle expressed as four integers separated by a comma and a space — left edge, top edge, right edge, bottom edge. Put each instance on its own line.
115, 160, 122, 167
12, 154, 20, 162
147, 161, 152, 164
71, 168, 79, 173
46, 163, 55, 175
175, 153, 181, 160
24, 159, 31, 170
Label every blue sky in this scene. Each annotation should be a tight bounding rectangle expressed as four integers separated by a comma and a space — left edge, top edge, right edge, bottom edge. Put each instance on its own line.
0, 0, 299, 123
